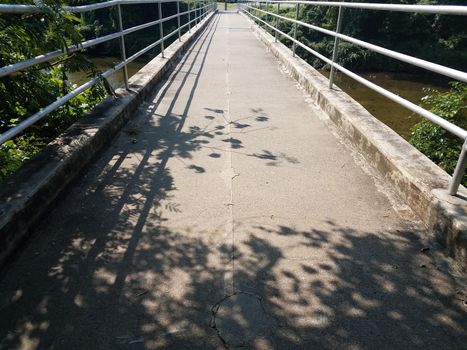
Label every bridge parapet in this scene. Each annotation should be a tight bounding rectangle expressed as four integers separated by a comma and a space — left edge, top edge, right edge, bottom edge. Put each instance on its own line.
0, 3, 216, 268
240, 4, 467, 269
0, 2, 466, 269
241, 0, 467, 196
0, 0, 217, 145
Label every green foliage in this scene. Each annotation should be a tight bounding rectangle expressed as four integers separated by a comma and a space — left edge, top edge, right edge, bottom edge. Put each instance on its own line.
80, 1, 181, 58
0, 0, 108, 182
0, 135, 43, 180
0, 0, 193, 182
410, 82, 467, 185
259, 0, 467, 72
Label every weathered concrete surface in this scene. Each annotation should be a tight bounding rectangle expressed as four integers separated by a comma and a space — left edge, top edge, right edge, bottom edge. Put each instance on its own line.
242, 13, 467, 270
0, 13, 466, 350
0, 12, 215, 268
211, 292, 273, 347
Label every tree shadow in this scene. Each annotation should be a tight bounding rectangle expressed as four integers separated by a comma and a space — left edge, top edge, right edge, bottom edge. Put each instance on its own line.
1, 212, 465, 349
1, 12, 465, 350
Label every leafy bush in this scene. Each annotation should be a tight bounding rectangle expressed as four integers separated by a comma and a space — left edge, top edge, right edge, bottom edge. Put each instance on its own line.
0, 135, 43, 181
410, 82, 467, 186
0, 0, 109, 182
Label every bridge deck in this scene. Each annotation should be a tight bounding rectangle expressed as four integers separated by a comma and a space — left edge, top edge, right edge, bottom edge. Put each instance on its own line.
1, 13, 465, 350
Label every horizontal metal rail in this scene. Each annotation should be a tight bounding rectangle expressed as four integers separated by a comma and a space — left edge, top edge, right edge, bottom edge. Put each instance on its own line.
243, 1, 467, 15
4, 0, 465, 15
241, 1, 467, 195
250, 6, 467, 83
0, 0, 196, 14
0, 0, 216, 146
0, 5, 202, 78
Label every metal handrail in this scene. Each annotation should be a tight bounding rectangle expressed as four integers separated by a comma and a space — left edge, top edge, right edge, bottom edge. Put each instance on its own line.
3, 0, 467, 15
0, 0, 216, 146
240, 1, 467, 195
251, 6, 467, 84
0, 0, 197, 14
243, 1, 467, 15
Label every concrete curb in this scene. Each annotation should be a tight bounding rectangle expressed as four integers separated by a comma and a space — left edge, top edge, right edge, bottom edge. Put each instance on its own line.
0, 12, 216, 268
243, 14, 467, 270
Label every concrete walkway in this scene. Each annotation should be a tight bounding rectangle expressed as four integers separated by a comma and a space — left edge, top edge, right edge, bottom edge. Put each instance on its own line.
0, 13, 465, 350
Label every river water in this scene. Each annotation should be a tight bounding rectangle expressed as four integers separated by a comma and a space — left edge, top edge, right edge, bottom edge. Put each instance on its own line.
68, 57, 146, 91
321, 71, 448, 139
69, 57, 448, 140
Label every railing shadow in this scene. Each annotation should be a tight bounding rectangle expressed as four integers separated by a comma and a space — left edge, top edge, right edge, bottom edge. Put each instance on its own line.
0, 11, 465, 350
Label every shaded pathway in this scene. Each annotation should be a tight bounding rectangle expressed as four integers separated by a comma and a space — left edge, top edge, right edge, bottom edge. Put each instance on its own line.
0, 13, 466, 350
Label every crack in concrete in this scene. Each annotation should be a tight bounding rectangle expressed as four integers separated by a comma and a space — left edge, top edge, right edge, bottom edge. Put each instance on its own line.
210, 292, 271, 349
223, 18, 235, 298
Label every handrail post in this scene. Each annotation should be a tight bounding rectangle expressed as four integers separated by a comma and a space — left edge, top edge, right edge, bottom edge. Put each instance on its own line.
176, 0, 181, 41
158, 1, 164, 58
193, 0, 196, 26
117, 4, 129, 90
329, 6, 344, 89
188, 0, 191, 33
258, 1, 261, 27
448, 140, 467, 195
275, 1, 280, 42
292, 3, 300, 57
266, 0, 269, 27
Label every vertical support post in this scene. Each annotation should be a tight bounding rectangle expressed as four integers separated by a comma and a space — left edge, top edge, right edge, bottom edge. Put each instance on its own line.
117, 4, 129, 90
448, 140, 467, 195
225, 0, 227, 11
275, 1, 280, 42
258, 1, 261, 27
188, 0, 191, 33
158, 1, 165, 58
176, 0, 181, 41
292, 3, 300, 57
329, 6, 344, 89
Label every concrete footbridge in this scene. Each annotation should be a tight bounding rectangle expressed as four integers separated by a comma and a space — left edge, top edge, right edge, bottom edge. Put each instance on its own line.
0, 2, 466, 349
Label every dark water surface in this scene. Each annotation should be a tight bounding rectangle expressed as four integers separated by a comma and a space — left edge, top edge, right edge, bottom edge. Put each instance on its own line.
68, 56, 146, 90
323, 71, 449, 139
